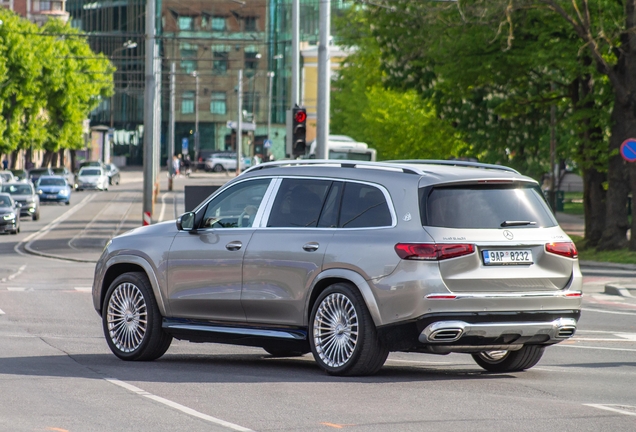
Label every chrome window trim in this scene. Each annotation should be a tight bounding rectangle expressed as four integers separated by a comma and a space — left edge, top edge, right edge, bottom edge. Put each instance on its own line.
259, 175, 397, 229
194, 176, 276, 232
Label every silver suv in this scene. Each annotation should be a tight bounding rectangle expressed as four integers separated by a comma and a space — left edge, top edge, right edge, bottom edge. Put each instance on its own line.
92, 160, 581, 376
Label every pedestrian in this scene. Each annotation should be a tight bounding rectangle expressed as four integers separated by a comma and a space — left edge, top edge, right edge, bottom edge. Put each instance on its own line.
173, 155, 180, 176
183, 155, 192, 177
2, 157, 8, 170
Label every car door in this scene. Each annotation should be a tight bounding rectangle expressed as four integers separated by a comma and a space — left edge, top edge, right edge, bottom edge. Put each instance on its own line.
241, 177, 338, 326
167, 178, 273, 321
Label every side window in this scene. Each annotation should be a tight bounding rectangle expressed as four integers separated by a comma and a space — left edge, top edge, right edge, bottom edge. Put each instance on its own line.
267, 178, 331, 228
201, 179, 271, 229
317, 181, 343, 228
339, 183, 392, 228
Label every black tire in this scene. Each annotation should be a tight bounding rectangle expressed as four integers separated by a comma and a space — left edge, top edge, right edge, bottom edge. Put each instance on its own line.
32, 211, 39, 221
471, 345, 545, 373
102, 272, 172, 361
264, 348, 309, 357
309, 283, 388, 376
65, 201, 70, 206
212, 164, 224, 173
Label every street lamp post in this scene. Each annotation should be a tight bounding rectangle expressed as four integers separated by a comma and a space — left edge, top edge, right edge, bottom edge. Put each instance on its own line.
191, 70, 200, 167
267, 71, 275, 161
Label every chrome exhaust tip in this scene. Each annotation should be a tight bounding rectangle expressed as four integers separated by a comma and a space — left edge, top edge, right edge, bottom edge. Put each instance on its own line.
421, 321, 467, 343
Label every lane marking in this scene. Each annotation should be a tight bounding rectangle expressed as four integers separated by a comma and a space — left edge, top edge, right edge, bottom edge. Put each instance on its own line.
7, 287, 26, 291
321, 423, 345, 429
581, 307, 636, 316
555, 344, 636, 353
68, 192, 122, 251
0, 264, 27, 283
158, 192, 169, 222
46, 428, 69, 432
585, 404, 636, 417
105, 378, 253, 431
0, 308, 4, 315
74, 287, 92, 292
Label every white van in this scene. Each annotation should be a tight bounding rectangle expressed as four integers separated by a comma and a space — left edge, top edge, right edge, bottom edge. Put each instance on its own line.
307, 135, 377, 161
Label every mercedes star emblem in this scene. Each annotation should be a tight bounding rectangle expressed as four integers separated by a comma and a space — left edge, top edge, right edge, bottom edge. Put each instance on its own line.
503, 230, 514, 240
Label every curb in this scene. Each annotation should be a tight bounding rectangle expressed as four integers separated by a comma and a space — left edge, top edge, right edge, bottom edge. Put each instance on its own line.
579, 260, 636, 271
604, 284, 635, 298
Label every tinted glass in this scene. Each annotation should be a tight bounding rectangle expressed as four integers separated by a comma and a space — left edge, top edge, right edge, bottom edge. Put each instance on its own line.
317, 182, 343, 228
339, 183, 392, 228
201, 178, 271, 228
267, 178, 331, 228
0, 173, 12, 182
52, 168, 66, 175
30, 169, 50, 175
2, 184, 33, 195
422, 185, 557, 229
0, 196, 11, 206
328, 151, 373, 161
39, 178, 66, 186
80, 169, 101, 176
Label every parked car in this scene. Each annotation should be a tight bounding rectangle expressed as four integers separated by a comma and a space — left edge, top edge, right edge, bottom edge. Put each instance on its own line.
75, 167, 109, 191
0, 171, 16, 184
52, 167, 74, 186
28, 168, 54, 185
9, 169, 28, 182
0, 182, 40, 220
92, 160, 581, 376
204, 152, 250, 172
75, 160, 106, 175
104, 163, 120, 185
0, 192, 20, 234
36, 176, 72, 205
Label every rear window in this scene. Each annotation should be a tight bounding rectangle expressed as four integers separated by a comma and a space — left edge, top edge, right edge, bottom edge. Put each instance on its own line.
81, 169, 101, 176
421, 184, 557, 229
39, 178, 66, 186
2, 184, 33, 195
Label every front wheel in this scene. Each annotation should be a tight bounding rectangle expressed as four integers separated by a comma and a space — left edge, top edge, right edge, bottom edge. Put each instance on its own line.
212, 164, 224, 173
102, 272, 172, 361
309, 283, 388, 376
472, 345, 545, 373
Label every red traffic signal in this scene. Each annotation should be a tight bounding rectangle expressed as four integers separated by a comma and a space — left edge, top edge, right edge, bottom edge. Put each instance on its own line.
294, 110, 307, 123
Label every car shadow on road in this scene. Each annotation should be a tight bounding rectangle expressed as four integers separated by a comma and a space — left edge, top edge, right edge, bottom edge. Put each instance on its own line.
0, 352, 520, 384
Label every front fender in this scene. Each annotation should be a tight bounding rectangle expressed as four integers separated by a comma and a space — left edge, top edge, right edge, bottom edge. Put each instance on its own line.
93, 254, 169, 317
307, 269, 383, 327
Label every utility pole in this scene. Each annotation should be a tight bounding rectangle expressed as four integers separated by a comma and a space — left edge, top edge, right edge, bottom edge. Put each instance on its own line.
316, 0, 330, 160
193, 71, 200, 164
168, 61, 175, 191
549, 81, 557, 210
291, 0, 299, 106
267, 71, 274, 161
142, 0, 157, 225
236, 69, 243, 176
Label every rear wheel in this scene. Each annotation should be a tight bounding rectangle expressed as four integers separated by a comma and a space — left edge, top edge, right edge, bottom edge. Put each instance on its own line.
32, 211, 39, 221
472, 345, 545, 373
102, 272, 172, 361
309, 283, 388, 376
213, 164, 224, 173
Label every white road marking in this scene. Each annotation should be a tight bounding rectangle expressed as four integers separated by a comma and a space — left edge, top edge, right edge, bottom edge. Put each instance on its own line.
581, 307, 636, 316
74, 287, 92, 292
105, 378, 254, 431
6, 287, 26, 291
571, 338, 636, 342
555, 344, 636, 353
0, 264, 26, 283
585, 404, 636, 417
0, 308, 4, 315
158, 192, 169, 222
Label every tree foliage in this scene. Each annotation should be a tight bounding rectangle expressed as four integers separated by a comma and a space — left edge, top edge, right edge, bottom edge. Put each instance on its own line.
0, 10, 114, 157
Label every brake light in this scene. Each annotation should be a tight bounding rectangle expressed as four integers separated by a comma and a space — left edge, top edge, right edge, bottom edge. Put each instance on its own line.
545, 242, 578, 259
395, 243, 475, 261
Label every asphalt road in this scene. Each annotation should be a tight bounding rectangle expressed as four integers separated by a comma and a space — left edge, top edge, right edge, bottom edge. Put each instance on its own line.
1, 171, 635, 432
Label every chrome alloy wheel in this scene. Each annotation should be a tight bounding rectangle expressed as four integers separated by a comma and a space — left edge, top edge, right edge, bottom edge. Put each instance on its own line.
313, 293, 359, 368
477, 350, 509, 362
106, 282, 148, 353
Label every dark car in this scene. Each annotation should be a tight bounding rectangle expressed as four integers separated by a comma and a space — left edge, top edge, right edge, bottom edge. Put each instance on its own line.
52, 167, 74, 186
104, 163, 120, 185
9, 169, 28, 182
75, 161, 106, 175
28, 168, 54, 185
36, 176, 72, 205
0, 193, 20, 234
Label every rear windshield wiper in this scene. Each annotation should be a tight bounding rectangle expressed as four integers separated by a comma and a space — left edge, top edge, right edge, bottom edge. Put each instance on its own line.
500, 220, 537, 227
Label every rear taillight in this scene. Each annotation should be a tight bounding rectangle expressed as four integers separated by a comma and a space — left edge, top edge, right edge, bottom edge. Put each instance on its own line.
545, 242, 578, 259
395, 243, 475, 261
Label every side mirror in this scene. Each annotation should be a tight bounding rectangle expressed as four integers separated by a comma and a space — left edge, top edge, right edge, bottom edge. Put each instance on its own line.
176, 211, 196, 231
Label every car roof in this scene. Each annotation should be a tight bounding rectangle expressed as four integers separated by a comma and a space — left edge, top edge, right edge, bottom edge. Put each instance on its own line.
0, 192, 12, 198
38, 175, 66, 180
241, 160, 535, 187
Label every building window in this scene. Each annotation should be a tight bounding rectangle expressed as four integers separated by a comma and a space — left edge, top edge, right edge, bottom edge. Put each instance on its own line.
211, 16, 226, 31
243, 93, 260, 116
210, 92, 226, 115
212, 45, 230, 74
178, 16, 194, 31
181, 60, 197, 74
40, 1, 51, 10
182, 91, 195, 114
244, 16, 257, 32
245, 52, 260, 70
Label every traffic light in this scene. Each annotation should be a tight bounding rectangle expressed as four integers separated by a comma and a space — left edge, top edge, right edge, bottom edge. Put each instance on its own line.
291, 106, 307, 156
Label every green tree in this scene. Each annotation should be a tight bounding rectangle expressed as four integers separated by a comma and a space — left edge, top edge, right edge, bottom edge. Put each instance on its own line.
331, 7, 462, 160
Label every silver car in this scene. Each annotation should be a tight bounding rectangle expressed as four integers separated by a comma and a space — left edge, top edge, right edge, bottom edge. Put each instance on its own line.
1, 182, 40, 220
92, 160, 581, 376
76, 167, 109, 191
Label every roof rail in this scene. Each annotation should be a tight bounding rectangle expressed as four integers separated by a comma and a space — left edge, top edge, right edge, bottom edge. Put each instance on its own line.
241, 159, 424, 175
386, 160, 520, 174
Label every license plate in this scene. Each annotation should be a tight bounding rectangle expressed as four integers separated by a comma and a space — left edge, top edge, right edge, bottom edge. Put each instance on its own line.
482, 249, 533, 265
45, 194, 57, 198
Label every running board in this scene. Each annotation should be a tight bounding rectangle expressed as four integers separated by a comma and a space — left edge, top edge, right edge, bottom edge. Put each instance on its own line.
162, 318, 307, 341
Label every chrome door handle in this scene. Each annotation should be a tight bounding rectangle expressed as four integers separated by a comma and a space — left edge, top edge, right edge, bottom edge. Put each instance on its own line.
302, 242, 320, 252
226, 241, 243, 251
